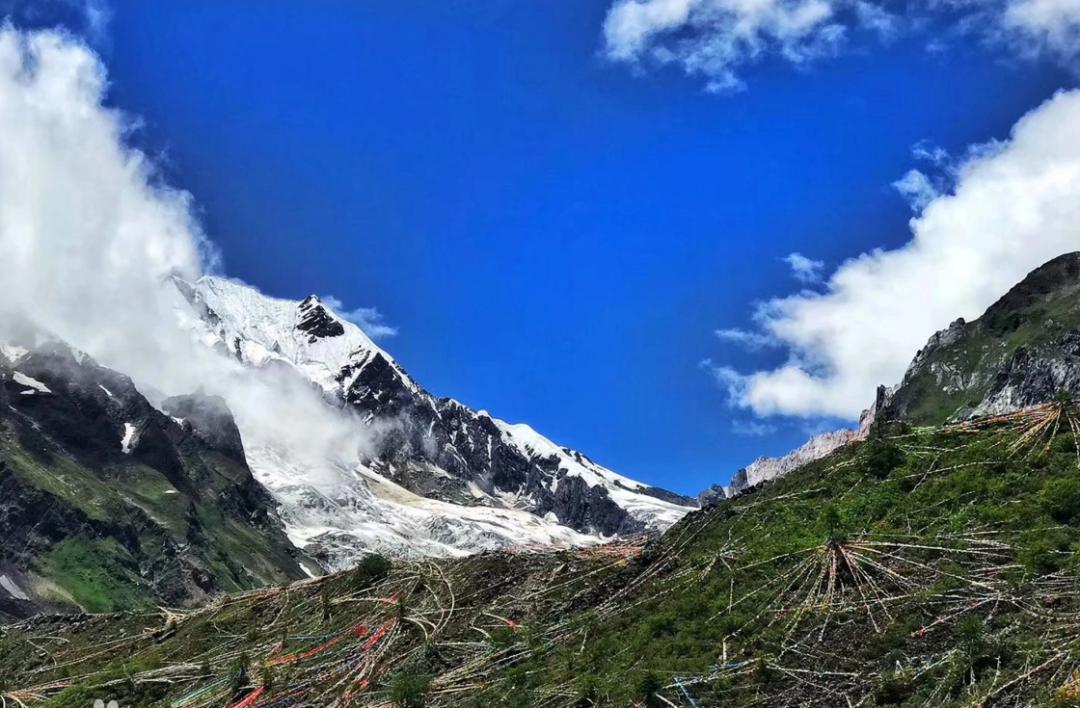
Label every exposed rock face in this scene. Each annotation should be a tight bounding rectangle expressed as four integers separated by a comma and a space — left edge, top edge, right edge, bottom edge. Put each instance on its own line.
169, 276, 694, 565
296, 296, 346, 341
0, 330, 307, 615
876, 252, 1080, 425
697, 483, 732, 507
161, 393, 247, 464
725, 428, 861, 497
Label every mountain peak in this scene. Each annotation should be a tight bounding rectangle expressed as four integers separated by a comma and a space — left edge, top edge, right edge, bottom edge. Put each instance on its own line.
981, 250, 1080, 322
169, 275, 693, 567
877, 252, 1080, 424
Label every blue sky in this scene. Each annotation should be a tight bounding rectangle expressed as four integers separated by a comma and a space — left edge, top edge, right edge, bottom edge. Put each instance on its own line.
7, 0, 1078, 495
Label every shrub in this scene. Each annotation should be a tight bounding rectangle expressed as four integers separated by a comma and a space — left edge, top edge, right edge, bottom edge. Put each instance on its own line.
957, 615, 986, 660
864, 440, 906, 479
1042, 477, 1080, 523
636, 672, 664, 708
352, 553, 392, 590
819, 503, 846, 543
874, 668, 915, 705
229, 651, 251, 696
389, 669, 433, 708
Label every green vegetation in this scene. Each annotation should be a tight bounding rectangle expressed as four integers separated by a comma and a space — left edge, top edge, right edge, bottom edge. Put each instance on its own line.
8, 409, 1080, 704
0, 414, 306, 615
41, 538, 145, 613
389, 668, 432, 707
887, 255, 1080, 425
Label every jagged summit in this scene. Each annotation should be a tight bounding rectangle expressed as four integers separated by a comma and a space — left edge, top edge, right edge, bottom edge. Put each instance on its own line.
168, 275, 694, 567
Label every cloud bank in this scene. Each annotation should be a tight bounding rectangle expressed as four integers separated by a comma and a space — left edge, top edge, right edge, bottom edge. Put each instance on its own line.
0, 27, 376, 489
710, 88, 1080, 419
602, 0, 1080, 91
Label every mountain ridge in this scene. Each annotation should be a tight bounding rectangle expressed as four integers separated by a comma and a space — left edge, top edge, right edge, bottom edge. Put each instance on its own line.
169, 275, 694, 567
875, 251, 1080, 425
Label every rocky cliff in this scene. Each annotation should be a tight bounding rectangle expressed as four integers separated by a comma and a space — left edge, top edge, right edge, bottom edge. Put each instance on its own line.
0, 326, 308, 616
877, 252, 1080, 425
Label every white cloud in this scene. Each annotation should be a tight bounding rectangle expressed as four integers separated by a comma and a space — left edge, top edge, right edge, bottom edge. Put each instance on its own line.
783, 252, 825, 283
731, 418, 778, 436
1003, 0, 1080, 62
0, 27, 380, 488
322, 295, 398, 339
893, 169, 940, 211
712, 89, 1080, 419
603, 0, 856, 92
0, 1, 112, 44
601, 0, 1080, 91
715, 327, 777, 350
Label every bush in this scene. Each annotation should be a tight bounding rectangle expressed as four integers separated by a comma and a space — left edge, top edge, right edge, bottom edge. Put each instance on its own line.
1042, 477, 1080, 524
874, 669, 915, 705
389, 669, 432, 708
957, 615, 986, 659
229, 651, 251, 696
1019, 527, 1074, 574
864, 440, 906, 479
353, 553, 392, 588
636, 672, 664, 708
574, 673, 600, 706
819, 504, 847, 543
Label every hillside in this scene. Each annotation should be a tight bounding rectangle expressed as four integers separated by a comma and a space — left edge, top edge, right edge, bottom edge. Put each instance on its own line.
7, 401, 1080, 705
0, 328, 309, 617
879, 251, 1080, 425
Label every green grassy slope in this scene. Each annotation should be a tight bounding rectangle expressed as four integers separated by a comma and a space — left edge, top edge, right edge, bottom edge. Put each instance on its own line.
0, 347, 309, 615
8, 406, 1080, 706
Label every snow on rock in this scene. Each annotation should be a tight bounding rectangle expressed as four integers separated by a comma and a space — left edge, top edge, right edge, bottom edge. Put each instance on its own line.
12, 371, 51, 395
0, 574, 29, 601
0, 344, 28, 365
170, 275, 417, 400
120, 422, 139, 454
493, 419, 690, 529
244, 438, 597, 568
167, 274, 694, 567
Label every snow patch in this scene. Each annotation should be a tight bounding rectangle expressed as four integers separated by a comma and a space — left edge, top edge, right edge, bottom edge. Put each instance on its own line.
492, 417, 691, 529
12, 371, 51, 394
0, 344, 28, 364
0, 574, 29, 601
121, 422, 138, 454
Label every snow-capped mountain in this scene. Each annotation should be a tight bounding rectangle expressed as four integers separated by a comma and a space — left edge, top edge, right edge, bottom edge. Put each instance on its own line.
169, 275, 694, 568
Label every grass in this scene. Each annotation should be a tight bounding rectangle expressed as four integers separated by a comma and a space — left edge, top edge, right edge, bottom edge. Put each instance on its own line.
7, 412, 1080, 705
40, 538, 146, 613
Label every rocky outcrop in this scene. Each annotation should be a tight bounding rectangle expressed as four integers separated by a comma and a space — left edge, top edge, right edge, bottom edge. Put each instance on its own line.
162, 393, 247, 463
725, 428, 861, 497
877, 252, 1080, 425
0, 332, 309, 613
297, 296, 346, 341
